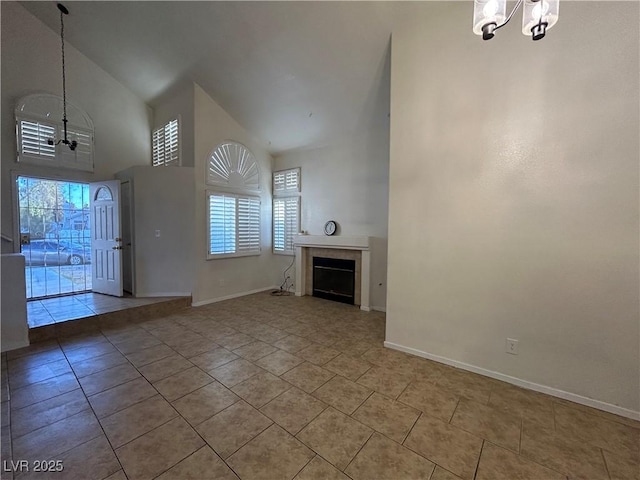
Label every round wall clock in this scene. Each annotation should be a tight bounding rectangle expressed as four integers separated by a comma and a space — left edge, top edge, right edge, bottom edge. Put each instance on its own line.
324, 220, 337, 236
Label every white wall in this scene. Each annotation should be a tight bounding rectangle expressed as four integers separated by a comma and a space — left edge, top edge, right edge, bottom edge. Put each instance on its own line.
1, 2, 152, 252
1, 254, 29, 352
193, 84, 281, 305
116, 166, 195, 297
275, 126, 390, 310
387, 2, 639, 415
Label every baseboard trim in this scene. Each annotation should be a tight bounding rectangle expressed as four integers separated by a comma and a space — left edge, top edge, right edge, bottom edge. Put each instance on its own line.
135, 292, 192, 298
372, 306, 386, 313
192, 286, 278, 307
384, 341, 640, 421
1, 338, 30, 353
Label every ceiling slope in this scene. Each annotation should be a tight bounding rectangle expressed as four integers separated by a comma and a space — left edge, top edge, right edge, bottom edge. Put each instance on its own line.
19, 1, 414, 154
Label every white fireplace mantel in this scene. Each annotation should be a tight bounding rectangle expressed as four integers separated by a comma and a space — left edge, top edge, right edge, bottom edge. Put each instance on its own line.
293, 235, 371, 311
293, 235, 370, 250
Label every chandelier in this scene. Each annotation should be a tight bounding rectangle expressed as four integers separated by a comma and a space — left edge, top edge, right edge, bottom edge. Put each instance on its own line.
47, 3, 77, 151
473, 0, 559, 41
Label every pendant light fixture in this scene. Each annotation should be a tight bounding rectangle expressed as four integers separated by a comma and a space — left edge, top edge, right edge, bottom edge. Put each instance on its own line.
473, 0, 559, 41
47, 3, 77, 151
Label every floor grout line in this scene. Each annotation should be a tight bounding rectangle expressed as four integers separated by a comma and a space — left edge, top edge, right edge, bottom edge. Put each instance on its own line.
401, 410, 422, 446
472, 439, 486, 480
6, 294, 637, 480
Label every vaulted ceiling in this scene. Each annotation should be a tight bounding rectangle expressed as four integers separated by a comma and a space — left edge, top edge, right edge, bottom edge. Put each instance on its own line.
21, 1, 441, 155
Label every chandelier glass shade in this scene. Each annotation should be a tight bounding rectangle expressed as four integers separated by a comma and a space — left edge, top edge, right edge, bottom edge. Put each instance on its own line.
473, 0, 559, 41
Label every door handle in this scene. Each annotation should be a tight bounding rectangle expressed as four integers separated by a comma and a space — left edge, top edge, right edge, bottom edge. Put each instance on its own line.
112, 246, 123, 250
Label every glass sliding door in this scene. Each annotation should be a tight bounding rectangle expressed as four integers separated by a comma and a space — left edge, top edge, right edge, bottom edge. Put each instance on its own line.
17, 176, 92, 299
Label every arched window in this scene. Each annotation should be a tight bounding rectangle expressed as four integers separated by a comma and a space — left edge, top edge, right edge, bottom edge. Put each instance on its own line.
15, 93, 94, 171
94, 186, 113, 202
207, 141, 260, 191
206, 141, 261, 259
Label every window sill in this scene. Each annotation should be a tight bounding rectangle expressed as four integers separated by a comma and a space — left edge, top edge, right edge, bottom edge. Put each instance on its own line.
206, 251, 261, 260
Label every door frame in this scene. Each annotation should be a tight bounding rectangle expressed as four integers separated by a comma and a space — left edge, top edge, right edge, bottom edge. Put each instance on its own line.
120, 179, 136, 295
11, 170, 93, 299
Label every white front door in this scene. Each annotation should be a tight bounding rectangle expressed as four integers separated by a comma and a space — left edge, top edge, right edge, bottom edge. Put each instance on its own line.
90, 180, 123, 297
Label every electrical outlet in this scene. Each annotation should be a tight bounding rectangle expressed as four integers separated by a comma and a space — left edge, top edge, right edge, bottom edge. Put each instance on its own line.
506, 338, 519, 355
155, 229, 161, 238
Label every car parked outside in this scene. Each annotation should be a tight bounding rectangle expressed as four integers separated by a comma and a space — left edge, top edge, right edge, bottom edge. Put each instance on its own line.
21, 240, 91, 266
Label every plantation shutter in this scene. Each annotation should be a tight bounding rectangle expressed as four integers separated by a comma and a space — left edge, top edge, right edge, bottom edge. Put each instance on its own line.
152, 128, 164, 167
208, 194, 236, 255
15, 95, 95, 172
272, 168, 301, 255
283, 197, 299, 252
237, 196, 261, 253
152, 118, 180, 167
208, 193, 260, 257
273, 197, 299, 253
207, 142, 260, 191
274, 199, 286, 251
59, 128, 93, 168
19, 120, 56, 158
273, 168, 300, 194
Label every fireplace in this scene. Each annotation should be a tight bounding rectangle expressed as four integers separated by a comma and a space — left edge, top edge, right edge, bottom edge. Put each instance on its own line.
293, 235, 371, 311
312, 257, 356, 305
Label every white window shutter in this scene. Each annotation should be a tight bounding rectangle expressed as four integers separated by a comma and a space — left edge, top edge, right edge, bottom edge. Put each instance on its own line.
284, 197, 299, 252
285, 169, 299, 191
208, 193, 260, 258
273, 196, 299, 253
273, 168, 301, 254
152, 128, 164, 167
19, 120, 56, 158
165, 119, 179, 166
273, 168, 300, 194
152, 118, 180, 167
274, 171, 286, 193
237, 196, 261, 252
208, 142, 260, 191
208, 194, 236, 255
59, 128, 93, 169
273, 198, 286, 251
15, 94, 95, 172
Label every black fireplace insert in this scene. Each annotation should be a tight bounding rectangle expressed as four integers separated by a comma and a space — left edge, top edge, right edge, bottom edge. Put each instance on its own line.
312, 256, 355, 305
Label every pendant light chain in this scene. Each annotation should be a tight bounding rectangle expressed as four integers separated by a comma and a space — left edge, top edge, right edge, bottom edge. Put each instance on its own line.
52, 3, 76, 151
60, 7, 67, 127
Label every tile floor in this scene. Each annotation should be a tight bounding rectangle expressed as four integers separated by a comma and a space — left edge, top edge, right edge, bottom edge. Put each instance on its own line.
27, 294, 182, 328
2, 292, 639, 480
